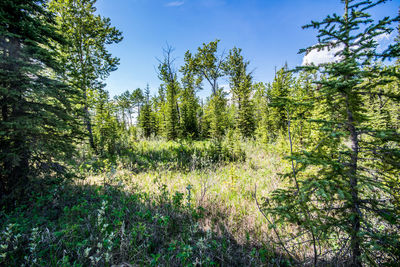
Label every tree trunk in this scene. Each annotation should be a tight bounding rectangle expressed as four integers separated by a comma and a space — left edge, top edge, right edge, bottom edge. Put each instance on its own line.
346, 95, 362, 267
342, 2, 361, 265
84, 104, 96, 151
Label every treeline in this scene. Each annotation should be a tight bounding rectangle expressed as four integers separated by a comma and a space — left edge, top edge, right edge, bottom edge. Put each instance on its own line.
109, 42, 263, 140
101, 46, 320, 146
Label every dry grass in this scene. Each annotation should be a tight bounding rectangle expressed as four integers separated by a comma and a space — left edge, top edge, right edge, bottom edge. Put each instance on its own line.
86, 140, 294, 249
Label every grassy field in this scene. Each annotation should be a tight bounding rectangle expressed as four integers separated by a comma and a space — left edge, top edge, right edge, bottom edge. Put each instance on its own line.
1, 139, 297, 266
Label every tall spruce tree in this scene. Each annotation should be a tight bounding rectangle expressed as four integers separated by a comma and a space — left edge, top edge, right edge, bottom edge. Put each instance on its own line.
253, 82, 270, 143
158, 46, 180, 140
92, 90, 120, 156
139, 84, 154, 138
180, 51, 201, 138
264, 1, 400, 265
152, 85, 167, 136
0, 0, 81, 199
203, 89, 228, 138
224, 47, 255, 137
267, 65, 295, 139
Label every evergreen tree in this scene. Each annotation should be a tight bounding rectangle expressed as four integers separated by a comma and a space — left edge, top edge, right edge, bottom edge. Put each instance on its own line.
203, 89, 228, 139
0, 0, 81, 199
288, 70, 317, 151
139, 84, 154, 138
152, 85, 167, 136
158, 46, 180, 140
93, 91, 120, 156
267, 65, 295, 139
180, 51, 201, 138
253, 82, 270, 143
265, 1, 400, 265
224, 47, 255, 137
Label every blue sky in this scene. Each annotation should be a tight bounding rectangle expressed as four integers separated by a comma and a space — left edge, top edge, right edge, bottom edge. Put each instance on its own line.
95, 0, 399, 98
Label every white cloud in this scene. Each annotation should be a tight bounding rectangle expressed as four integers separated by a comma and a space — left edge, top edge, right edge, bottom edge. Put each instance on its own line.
302, 44, 343, 66
302, 32, 395, 66
374, 32, 391, 43
374, 32, 394, 53
165, 1, 184, 7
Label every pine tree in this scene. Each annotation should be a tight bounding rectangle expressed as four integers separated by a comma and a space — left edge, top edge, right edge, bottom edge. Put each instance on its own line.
203, 89, 228, 139
139, 84, 154, 138
93, 90, 120, 156
224, 47, 255, 137
158, 46, 180, 140
267, 65, 295, 139
180, 51, 201, 138
265, 1, 400, 265
0, 0, 81, 199
152, 85, 167, 136
253, 82, 270, 143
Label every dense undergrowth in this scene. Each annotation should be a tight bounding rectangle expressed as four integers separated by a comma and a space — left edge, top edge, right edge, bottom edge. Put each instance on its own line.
0, 140, 293, 266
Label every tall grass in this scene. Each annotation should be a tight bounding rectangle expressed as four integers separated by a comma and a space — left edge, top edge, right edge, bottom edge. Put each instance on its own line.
1, 139, 296, 266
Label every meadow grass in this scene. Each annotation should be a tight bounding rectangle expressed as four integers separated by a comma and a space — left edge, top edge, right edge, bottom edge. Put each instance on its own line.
0, 139, 297, 266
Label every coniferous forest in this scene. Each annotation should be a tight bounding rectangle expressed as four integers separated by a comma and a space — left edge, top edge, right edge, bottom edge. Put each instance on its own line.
1, 0, 400, 266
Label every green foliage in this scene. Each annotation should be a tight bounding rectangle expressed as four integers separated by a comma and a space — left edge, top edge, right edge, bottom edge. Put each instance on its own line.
0, 0, 82, 199
203, 89, 228, 139
48, 0, 123, 151
151, 86, 167, 136
0, 162, 280, 266
192, 40, 228, 139
158, 47, 180, 140
266, 65, 295, 138
192, 40, 225, 96
180, 51, 202, 138
92, 91, 121, 156
139, 85, 155, 138
223, 129, 246, 161
264, 1, 400, 265
224, 47, 255, 137
116, 140, 245, 173
253, 82, 270, 143
1, 1, 399, 265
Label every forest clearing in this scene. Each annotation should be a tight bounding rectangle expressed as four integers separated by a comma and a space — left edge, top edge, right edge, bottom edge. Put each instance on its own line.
1, 0, 400, 266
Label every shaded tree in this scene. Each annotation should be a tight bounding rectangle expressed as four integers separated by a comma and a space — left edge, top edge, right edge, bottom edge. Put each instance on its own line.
0, 0, 81, 199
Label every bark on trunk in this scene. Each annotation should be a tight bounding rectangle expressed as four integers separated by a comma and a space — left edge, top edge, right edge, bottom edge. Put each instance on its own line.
346, 95, 362, 267
84, 103, 96, 151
